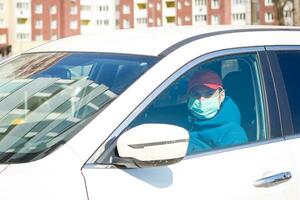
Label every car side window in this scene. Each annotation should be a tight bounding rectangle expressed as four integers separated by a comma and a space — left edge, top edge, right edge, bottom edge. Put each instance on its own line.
274, 50, 300, 133
128, 53, 268, 155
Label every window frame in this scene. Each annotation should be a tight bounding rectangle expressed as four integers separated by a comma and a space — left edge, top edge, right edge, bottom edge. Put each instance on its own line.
265, 45, 300, 138
86, 47, 282, 168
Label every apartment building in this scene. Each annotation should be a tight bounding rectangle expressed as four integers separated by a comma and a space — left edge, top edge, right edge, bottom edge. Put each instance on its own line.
119, 0, 134, 29
0, 0, 11, 57
147, 0, 163, 27
80, 0, 116, 34
2, 0, 296, 57
176, 0, 192, 25
14, 0, 31, 42
134, 0, 148, 28
118, 0, 294, 28
31, 0, 80, 41
230, 0, 250, 25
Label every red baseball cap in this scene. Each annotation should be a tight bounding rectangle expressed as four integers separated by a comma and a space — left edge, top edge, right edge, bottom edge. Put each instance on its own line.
188, 70, 223, 91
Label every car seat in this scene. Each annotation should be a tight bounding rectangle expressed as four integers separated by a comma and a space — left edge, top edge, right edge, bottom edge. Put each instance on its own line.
223, 60, 257, 141
88, 63, 119, 88
34, 66, 71, 79
110, 65, 140, 94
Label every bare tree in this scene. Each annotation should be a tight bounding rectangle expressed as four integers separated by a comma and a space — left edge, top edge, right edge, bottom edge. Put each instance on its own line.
273, 0, 290, 25
294, 0, 300, 25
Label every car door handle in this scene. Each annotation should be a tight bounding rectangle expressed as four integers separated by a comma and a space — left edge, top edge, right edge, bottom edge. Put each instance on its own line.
254, 172, 292, 188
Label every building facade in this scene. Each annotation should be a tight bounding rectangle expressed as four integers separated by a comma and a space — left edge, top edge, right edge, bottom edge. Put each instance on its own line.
80, 0, 116, 34
117, 0, 294, 28
31, 0, 80, 41
0, 0, 11, 58
2, 0, 296, 57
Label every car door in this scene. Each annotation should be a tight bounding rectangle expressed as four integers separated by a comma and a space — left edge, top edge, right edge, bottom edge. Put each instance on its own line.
266, 46, 300, 199
82, 48, 298, 200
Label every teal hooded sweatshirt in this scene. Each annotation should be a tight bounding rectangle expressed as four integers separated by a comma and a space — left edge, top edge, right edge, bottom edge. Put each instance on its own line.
187, 96, 248, 155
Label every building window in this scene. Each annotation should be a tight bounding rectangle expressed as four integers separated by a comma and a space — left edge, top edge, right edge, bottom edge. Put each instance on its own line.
35, 4, 43, 14
232, 0, 245, 5
16, 33, 29, 40
0, 19, 5, 28
195, 0, 207, 6
70, 6, 77, 15
16, 2, 29, 9
232, 13, 246, 21
35, 34, 43, 41
195, 15, 207, 22
0, 3, 5, 12
35, 20, 43, 29
123, 19, 130, 28
97, 19, 109, 26
136, 18, 147, 25
51, 20, 57, 29
50, 6, 57, 14
265, 0, 273, 6
149, 17, 154, 23
157, 17, 162, 26
123, 4, 130, 14
185, 0, 191, 6
211, 0, 220, 9
177, 2, 182, 10
97, 5, 109, 12
185, 16, 191, 22
96, 20, 102, 26
284, 10, 293, 17
211, 15, 220, 24
177, 17, 182, 25
70, 20, 78, 29
0, 34, 6, 44
157, 3, 161, 10
80, 5, 91, 12
265, 12, 274, 22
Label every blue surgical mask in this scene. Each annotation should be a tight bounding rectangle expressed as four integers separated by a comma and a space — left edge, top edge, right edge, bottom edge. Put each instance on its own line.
188, 95, 221, 119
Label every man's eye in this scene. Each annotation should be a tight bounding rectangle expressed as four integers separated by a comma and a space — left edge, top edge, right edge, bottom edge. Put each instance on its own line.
206, 92, 214, 96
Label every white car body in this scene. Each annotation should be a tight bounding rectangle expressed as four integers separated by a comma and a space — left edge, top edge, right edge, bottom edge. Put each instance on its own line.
0, 25, 300, 199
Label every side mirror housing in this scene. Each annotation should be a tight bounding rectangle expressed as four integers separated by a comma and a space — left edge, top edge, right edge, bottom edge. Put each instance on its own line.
116, 124, 189, 168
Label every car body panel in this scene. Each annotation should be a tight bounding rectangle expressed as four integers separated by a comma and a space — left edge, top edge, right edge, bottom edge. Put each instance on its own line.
0, 144, 87, 200
27, 26, 300, 56
83, 139, 297, 200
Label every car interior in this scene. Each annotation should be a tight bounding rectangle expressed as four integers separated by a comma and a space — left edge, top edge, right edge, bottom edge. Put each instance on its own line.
131, 54, 264, 143
33, 56, 150, 95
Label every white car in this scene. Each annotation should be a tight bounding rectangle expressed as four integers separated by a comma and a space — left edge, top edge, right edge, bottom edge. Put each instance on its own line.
0, 26, 300, 200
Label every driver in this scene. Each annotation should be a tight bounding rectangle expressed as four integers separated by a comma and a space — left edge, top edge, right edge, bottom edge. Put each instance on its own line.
186, 70, 248, 154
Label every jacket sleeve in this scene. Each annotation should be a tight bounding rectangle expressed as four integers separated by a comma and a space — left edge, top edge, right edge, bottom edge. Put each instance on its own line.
218, 124, 248, 148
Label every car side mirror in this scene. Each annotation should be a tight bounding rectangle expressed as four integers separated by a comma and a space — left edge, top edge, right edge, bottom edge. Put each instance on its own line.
115, 124, 189, 168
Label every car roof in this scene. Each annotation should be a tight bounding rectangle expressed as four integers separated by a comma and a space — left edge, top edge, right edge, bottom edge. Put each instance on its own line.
27, 25, 300, 56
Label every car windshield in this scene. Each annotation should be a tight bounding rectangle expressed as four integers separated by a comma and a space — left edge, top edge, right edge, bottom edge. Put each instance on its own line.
0, 52, 159, 163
